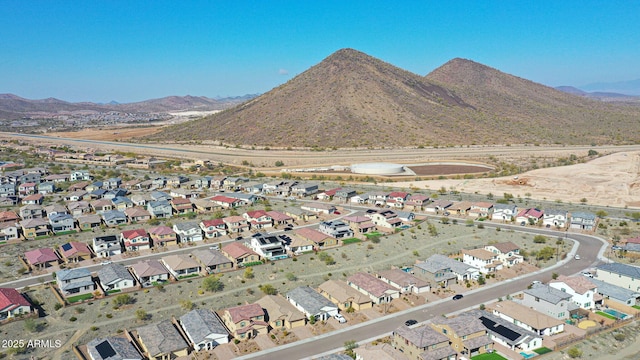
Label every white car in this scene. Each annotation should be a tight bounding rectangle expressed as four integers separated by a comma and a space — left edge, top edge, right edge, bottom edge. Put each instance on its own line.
574, 254, 581, 260
334, 314, 347, 323
100, 260, 113, 265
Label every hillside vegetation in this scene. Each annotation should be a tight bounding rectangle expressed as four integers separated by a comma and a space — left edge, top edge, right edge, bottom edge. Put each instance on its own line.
147, 48, 640, 148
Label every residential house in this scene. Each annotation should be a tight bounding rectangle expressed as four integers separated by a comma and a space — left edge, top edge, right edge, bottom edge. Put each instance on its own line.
483, 241, 524, 267
120, 228, 151, 251
225, 192, 258, 206
19, 204, 44, 220
191, 198, 219, 213
130, 260, 170, 286
365, 209, 402, 229
91, 199, 114, 214
294, 227, 339, 249
167, 175, 189, 188
223, 215, 250, 233
68, 181, 90, 191
210, 176, 226, 189
210, 195, 241, 209
461, 248, 504, 274
110, 195, 133, 210
179, 308, 229, 351
0, 223, 18, 242
396, 210, 415, 222
522, 283, 576, 320
148, 226, 178, 247
549, 275, 598, 310
0, 288, 33, 321
491, 204, 518, 221
20, 218, 50, 239
67, 201, 91, 217
56, 268, 95, 297
291, 182, 319, 197
543, 209, 569, 228
44, 204, 68, 217
386, 191, 410, 208
90, 188, 108, 199
0, 196, 19, 207
489, 300, 565, 336
92, 235, 122, 258
414, 254, 478, 286
243, 210, 273, 229
349, 194, 368, 204
430, 315, 494, 358
173, 222, 203, 243
103, 177, 122, 190
286, 286, 339, 321
199, 219, 227, 238
150, 177, 168, 189
449, 201, 473, 215
24, 248, 60, 269
248, 233, 288, 261
147, 200, 173, 218
151, 190, 173, 201
48, 213, 75, 234
17, 182, 37, 196
221, 242, 261, 267
101, 210, 127, 227
195, 176, 212, 189
267, 211, 294, 225
588, 278, 640, 307
0, 183, 16, 197
469, 202, 494, 218
192, 249, 234, 274
317, 187, 341, 201
86, 337, 142, 360
0, 210, 19, 225
124, 207, 152, 223
285, 236, 314, 255
59, 241, 92, 263
391, 324, 455, 360
300, 202, 336, 215
347, 272, 400, 304
284, 208, 317, 222
595, 262, 640, 292
335, 188, 357, 202
222, 303, 268, 340
161, 254, 201, 280
318, 220, 354, 239
342, 215, 377, 235
256, 295, 307, 330
65, 190, 87, 202
136, 320, 189, 359
515, 208, 544, 225
468, 309, 542, 353
70, 170, 92, 181
37, 181, 57, 194
77, 214, 102, 230
130, 194, 151, 206
21, 193, 44, 205
405, 194, 430, 210
318, 280, 373, 311
570, 211, 597, 230
377, 269, 431, 294
97, 264, 136, 293
170, 197, 194, 215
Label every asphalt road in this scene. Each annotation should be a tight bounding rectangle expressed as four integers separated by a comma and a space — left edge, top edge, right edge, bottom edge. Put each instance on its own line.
236, 224, 608, 360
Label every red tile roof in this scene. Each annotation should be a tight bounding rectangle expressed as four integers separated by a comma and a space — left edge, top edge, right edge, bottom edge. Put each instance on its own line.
226, 303, 264, 323
0, 288, 30, 311
294, 227, 332, 244
59, 241, 91, 257
121, 228, 148, 240
24, 248, 59, 265
201, 219, 225, 228
245, 210, 268, 219
148, 226, 175, 236
222, 242, 257, 259
210, 195, 239, 204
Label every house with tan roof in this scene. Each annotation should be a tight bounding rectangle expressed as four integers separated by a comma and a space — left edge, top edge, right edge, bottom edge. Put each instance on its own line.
19, 204, 44, 220
0, 210, 19, 225
77, 214, 102, 230
430, 314, 494, 358
342, 215, 377, 235
549, 275, 598, 310
469, 202, 494, 218
170, 197, 194, 215
318, 280, 373, 311
285, 236, 314, 254
124, 207, 151, 223
294, 227, 338, 249
405, 194, 430, 210
191, 198, 219, 213
364, 209, 402, 230
461, 248, 504, 274
59, 241, 92, 263
21, 193, 44, 205
484, 241, 523, 267
449, 201, 473, 215
221, 242, 260, 267
20, 218, 50, 239
223, 215, 250, 233
192, 249, 234, 274
256, 295, 307, 330
466, 309, 543, 353
488, 300, 565, 336
24, 248, 60, 270
392, 324, 455, 360
135, 320, 189, 359
347, 272, 400, 304
284, 208, 317, 222
148, 225, 177, 247
161, 254, 201, 280
130, 260, 170, 287
266, 210, 294, 226
300, 202, 336, 215
221, 303, 268, 340
377, 269, 430, 294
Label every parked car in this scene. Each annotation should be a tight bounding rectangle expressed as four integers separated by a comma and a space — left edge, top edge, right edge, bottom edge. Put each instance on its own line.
100, 260, 113, 265
209, 245, 220, 250
333, 211, 341, 215
574, 254, 581, 260
404, 319, 418, 326
236, 236, 243, 241
612, 245, 622, 250
334, 313, 347, 323
582, 272, 594, 278
531, 280, 542, 285
452, 294, 464, 300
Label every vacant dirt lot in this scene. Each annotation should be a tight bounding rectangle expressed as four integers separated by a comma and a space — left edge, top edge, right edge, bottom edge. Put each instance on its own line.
46, 126, 164, 140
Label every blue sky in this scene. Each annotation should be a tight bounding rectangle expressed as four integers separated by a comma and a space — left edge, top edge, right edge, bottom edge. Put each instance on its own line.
1, 1, 639, 102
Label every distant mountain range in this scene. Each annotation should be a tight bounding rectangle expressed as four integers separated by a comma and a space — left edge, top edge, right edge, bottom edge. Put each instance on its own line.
0, 94, 257, 120
147, 48, 640, 148
554, 86, 640, 102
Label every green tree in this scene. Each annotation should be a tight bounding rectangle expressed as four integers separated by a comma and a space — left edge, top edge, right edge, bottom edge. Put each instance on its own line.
135, 309, 149, 321
202, 276, 224, 292
344, 340, 359, 358
112, 294, 134, 307
477, 276, 486, 285
533, 235, 547, 243
567, 347, 582, 358
259, 284, 278, 295
275, 160, 284, 167
536, 246, 556, 260
285, 273, 297, 281
595, 210, 608, 218
180, 299, 195, 311
244, 267, 255, 279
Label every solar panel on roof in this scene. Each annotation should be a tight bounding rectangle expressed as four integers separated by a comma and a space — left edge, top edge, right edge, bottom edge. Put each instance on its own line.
61, 243, 72, 251
95, 340, 116, 358
480, 316, 521, 342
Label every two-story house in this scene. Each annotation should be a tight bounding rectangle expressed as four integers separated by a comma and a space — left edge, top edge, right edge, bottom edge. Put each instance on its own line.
248, 233, 288, 261
522, 283, 576, 320
179, 308, 229, 351
130, 260, 170, 286
430, 314, 494, 358
570, 211, 597, 230
222, 303, 268, 340
243, 210, 273, 229
392, 324, 455, 360
120, 228, 151, 251
56, 268, 95, 297
595, 262, 640, 292
148, 225, 178, 247
318, 220, 354, 239
461, 248, 503, 274
93, 235, 122, 258
199, 219, 227, 238
491, 204, 518, 221
549, 275, 597, 310
543, 209, 569, 228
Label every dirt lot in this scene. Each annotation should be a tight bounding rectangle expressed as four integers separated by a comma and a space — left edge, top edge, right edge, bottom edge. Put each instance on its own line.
45, 126, 164, 141
1, 215, 565, 359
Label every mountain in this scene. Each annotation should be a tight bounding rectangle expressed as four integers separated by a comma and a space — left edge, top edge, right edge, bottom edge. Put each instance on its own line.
555, 86, 640, 102
581, 79, 640, 96
0, 94, 254, 120
149, 49, 640, 148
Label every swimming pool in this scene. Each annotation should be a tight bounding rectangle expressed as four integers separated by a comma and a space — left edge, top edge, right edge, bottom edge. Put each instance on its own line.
603, 308, 628, 319
520, 351, 537, 359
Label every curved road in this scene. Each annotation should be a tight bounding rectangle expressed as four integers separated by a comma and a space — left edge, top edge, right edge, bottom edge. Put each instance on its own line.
237, 224, 608, 360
